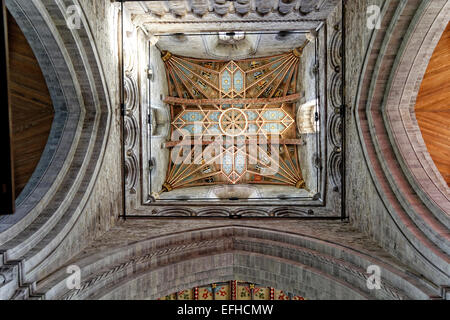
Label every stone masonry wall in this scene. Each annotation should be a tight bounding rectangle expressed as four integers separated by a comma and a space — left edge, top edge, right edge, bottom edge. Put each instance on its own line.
345, 0, 386, 237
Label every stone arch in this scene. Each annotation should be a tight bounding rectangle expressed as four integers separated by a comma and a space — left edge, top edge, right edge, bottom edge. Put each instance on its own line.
353, 0, 450, 290
383, 3, 450, 219
0, 0, 115, 299
97, 253, 370, 300
37, 226, 434, 300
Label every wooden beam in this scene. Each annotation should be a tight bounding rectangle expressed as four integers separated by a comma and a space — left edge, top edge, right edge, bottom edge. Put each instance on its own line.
163, 93, 301, 106
0, 0, 15, 214
164, 138, 303, 148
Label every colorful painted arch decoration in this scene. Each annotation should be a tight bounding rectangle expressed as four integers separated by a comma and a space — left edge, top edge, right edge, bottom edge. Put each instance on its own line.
159, 281, 306, 301
160, 49, 306, 192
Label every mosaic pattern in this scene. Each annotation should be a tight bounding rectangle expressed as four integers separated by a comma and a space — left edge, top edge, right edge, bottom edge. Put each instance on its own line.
159, 281, 306, 301
160, 50, 306, 191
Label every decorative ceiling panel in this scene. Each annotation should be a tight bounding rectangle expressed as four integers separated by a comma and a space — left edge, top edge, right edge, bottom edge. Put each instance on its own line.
160, 50, 306, 193
163, 50, 301, 101
121, 5, 344, 217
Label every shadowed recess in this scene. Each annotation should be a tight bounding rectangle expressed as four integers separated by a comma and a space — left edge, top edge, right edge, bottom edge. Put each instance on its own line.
7, 10, 54, 197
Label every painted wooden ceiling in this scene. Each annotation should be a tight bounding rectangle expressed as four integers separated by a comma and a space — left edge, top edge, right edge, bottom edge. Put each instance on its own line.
159, 50, 306, 193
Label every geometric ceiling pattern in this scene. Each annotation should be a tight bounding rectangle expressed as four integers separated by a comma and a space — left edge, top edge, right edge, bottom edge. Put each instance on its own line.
159, 281, 306, 301
163, 50, 301, 101
160, 50, 306, 191
163, 142, 305, 188
172, 104, 295, 138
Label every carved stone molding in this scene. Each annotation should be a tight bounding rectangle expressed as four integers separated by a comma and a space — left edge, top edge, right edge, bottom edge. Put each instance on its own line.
329, 24, 342, 71
328, 22, 343, 193
330, 73, 342, 110
328, 113, 342, 148
124, 95, 139, 192
124, 152, 138, 193
124, 74, 139, 111
149, 206, 313, 217
329, 148, 342, 192
124, 114, 138, 148
123, 31, 141, 194
126, 0, 336, 20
